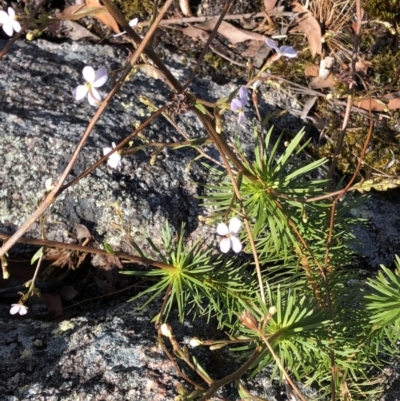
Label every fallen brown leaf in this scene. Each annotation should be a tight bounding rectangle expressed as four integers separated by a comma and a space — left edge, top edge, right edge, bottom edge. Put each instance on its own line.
56, 4, 86, 20
309, 75, 336, 89
291, 1, 322, 57
355, 60, 372, 75
264, 0, 277, 12
194, 20, 265, 44
63, 20, 101, 41
354, 93, 400, 112
85, 0, 120, 34
182, 25, 209, 41
304, 65, 319, 77
74, 223, 92, 241
239, 16, 258, 30
241, 40, 265, 58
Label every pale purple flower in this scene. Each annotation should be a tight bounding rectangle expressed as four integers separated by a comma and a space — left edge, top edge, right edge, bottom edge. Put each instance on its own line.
10, 303, 28, 316
217, 217, 242, 253
265, 37, 297, 59
230, 86, 248, 124
113, 18, 139, 37
0, 7, 21, 37
73, 66, 108, 107
103, 142, 121, 169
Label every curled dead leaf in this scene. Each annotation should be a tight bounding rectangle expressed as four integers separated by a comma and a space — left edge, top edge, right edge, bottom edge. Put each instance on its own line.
85, 0, 120, 34
291, 1, 322, 57
264, 0, 277, 12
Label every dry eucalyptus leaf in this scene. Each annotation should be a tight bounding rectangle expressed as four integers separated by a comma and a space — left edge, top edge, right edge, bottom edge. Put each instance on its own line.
309, 75, 336, 89
239, 16, 258, 30
85, 0, 120, 34
63, 20, 101, 41
301, 96, 318, 120
304, 64, 319, 77
355, 60, 372, 75
241, 40, 265, 58
182, 25, 209, 41
74, 223, 92, 241
179, 0, 192, 16
354, 94, 400, 112
194, 21, 265, 44
291, 2, 322, 56
264, 0, 277, 12
56, 4, 85, 20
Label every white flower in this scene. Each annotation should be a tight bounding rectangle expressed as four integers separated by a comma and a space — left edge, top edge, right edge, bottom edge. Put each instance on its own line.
45, 178, 55, 192
0, 7, 21, 37
189, 337, 201, 348
265, 37, 297, 59
10, 303, 28, 316
217, 217, 243, 253
103, 142, 121, 169
113, 18, 139, 37
73, 66, 108, 107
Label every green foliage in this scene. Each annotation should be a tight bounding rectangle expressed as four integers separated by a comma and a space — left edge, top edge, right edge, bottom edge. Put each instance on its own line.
122, 124, 400, 400
364, 0, 400, 21
236, 287, 331, 382
365, 256, 400, 343
122, 222, 257, 325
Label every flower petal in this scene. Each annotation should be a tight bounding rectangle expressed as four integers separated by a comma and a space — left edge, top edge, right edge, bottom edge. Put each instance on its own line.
2, 21, 14, 37
231, 235, 243, 253
238, 86, 248, 104
219, 238, 231, 253
103, 147, 112, 156
0, 10, 10, 24
280, 46, 297, 58
88, 88, 101, 106
7, 7, 15, 18
82, 66, 95, 83
10, 304, 20, 315
12, 19, 21, 33
92, 67, 108, 88
217, 222, 229, 236
107, 153, 121, 169
237, 112, 245, 124
229, 217, 242, 233
19, 305, 28, 315
265, 37, 280, 52
129, 18, 138, 27
230, 98, 242, 112
73, 85, 88, 100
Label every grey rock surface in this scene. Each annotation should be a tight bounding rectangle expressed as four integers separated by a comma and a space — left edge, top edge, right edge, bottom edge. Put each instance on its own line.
0, 37, 287, 253
0, 297, 282, 401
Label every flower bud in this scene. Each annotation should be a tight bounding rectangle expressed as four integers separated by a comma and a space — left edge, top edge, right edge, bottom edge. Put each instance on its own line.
189, 337, 201, 348
160, 323, 173, 338
240, 311, 258, 330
